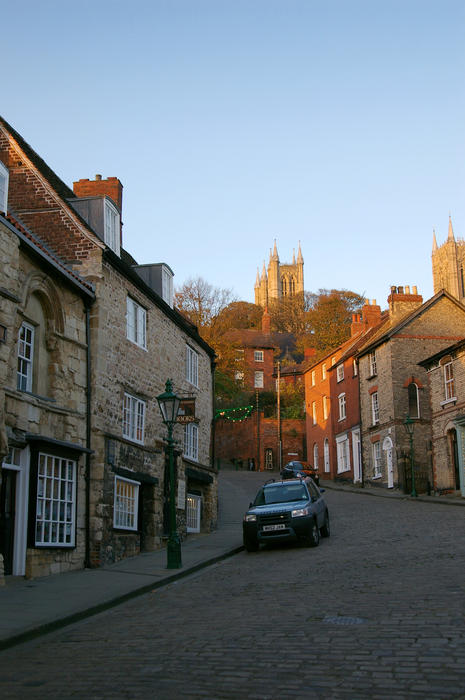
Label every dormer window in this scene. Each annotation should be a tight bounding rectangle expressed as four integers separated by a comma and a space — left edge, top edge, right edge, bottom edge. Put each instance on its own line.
0, 162, 9, 213
104, 199, 120, 255
161, 265, 174, 307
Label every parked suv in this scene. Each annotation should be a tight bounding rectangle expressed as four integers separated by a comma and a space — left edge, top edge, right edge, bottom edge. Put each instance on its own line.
243, 478, 330, 552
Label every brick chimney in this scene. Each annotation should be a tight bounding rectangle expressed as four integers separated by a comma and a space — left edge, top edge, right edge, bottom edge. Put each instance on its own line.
73, 175, 123, 212
361, 299, 382, 328
304, 347, 316, 359
351, 313, 363, 337
388, 285, 423, 319
261, 307, 271, 334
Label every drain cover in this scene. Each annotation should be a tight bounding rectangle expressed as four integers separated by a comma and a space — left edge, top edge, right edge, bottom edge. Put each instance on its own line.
323, 615, 365, 625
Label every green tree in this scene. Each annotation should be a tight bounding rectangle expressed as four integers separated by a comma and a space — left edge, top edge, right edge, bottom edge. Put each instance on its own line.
306, 289, 365, 355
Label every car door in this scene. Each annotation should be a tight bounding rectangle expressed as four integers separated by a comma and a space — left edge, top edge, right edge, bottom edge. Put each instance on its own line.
307, 480, 325, 527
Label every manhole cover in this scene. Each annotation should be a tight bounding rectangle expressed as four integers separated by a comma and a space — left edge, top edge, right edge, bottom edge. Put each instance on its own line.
323, 615, 365, 626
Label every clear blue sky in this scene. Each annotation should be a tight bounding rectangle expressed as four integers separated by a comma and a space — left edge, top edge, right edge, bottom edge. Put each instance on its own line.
4, 0, 465, 310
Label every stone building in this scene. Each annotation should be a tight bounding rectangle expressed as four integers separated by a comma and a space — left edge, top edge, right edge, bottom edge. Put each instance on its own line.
419, 339, 465, 496
357, 286, 465, 491
432, 216, 465, 304
254, 241, 304, 307
0, 211, 94, 581
0, 116, 217, 576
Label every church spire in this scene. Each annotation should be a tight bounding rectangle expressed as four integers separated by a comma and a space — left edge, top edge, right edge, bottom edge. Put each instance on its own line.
297, 241, 303, 263
261, 261, 267, 280
448, 215, 455, 241
272, 239, 279, 261
432, 228, 438, 252
255, 267, 260, 287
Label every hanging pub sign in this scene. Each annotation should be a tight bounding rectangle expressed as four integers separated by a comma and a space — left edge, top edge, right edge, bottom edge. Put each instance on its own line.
177, 398, 196, 423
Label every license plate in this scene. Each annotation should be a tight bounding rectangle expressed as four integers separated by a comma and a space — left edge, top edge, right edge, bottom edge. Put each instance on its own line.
262, 523, 286, 532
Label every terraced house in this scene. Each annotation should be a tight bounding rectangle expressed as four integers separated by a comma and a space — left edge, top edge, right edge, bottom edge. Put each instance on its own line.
0, 117, 217, 580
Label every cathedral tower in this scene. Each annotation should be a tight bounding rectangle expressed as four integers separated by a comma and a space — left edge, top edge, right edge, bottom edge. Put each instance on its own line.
432, 216, 465, 304
254, 241, 304, 307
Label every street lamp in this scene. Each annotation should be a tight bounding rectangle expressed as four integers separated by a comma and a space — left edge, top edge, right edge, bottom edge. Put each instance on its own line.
157, 379, 182, 569
403, 414, 417, 498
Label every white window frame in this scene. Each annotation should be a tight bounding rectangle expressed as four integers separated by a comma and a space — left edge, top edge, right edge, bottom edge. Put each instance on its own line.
311, 370, 316, 386
186, 345, 199, 387
17, 322, 35, 392
371, 391, 380, 425
254, 370, 264, 388
312, 401, 317, 425
186, 493, 201, 532
35, 453, 76, 547
336, 434, 350, 473
184, 423, 199, 461
104, 199, 120, 255
161, 265, 174, 307
113, 476, 139, 531
322, 363, 327, 380
254, 350, 264, 362
369, 351, 377, 376
444, 362, 455, 401
126, 297, 147, 349
338, 392, 346, 420
408, 382, 420, 419
324, 438, 330, 473
0, 162, 9, 213
373, 442, 382, 478
323, 395, 328, 420
336, 364, 344, 382
123, 393, 146, 444
313, 443, 319, 470
353, 359, 358, 377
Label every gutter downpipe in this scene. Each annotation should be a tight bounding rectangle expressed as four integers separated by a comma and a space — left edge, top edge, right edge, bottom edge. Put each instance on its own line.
84, 302, 92, 568
211, 358, 216, 470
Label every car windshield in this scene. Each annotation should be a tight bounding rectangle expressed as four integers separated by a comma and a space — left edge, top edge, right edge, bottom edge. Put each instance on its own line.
254, 484, 308, 505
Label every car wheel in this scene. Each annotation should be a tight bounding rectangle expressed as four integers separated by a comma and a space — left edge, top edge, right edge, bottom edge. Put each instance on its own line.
243, 535, 259, 552
320, 510, 330, 538
304, 519, 320, 547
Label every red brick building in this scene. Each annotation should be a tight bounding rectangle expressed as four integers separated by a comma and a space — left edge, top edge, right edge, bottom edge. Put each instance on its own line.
215, 410, 306, 472
304, 301, 383, 481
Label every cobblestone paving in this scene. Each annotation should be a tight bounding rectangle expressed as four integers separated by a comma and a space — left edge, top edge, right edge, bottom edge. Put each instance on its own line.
1, 488, 465, 699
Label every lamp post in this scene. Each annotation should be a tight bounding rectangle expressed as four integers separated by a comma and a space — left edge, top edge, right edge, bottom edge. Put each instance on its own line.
157, 379, 182, 569
403, 414, 417, 498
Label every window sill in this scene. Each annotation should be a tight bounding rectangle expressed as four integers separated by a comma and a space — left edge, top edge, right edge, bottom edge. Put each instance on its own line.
372, 474, 382, 480
366, 374, 377, 380
440, 397, 457, 408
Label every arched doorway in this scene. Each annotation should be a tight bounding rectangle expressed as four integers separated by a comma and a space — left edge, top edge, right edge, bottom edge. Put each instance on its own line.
382, 436, 394, 489
448, 428, 460, 490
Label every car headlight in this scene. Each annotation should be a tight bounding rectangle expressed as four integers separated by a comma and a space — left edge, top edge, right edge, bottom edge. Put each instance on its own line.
244, 513, 257, 522
292, 507, 310, 518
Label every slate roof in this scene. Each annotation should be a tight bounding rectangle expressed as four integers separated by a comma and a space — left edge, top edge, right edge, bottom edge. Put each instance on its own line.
355, 290, 465, 359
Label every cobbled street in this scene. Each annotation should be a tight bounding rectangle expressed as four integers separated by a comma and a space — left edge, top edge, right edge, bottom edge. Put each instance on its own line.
1, 473, 465, 699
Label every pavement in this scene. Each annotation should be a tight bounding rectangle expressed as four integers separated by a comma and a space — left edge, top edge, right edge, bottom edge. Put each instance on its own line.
0, 468, 463, 652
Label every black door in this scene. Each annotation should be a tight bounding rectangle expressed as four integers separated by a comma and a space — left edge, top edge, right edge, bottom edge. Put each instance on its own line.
0, 469, 17, 575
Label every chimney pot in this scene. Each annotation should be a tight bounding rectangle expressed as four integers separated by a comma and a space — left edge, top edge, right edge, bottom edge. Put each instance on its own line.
405, 285, 410, 294
95, 174, 102, 181
398, 286, 404, 294
412, 285, 418, 295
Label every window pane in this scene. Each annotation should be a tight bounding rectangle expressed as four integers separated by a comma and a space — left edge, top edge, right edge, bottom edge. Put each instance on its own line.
35, 454, 76, 547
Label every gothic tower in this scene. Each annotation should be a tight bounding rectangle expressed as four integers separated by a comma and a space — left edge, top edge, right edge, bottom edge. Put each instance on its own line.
254, 241, 304, 306
432, 216, 465, 304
